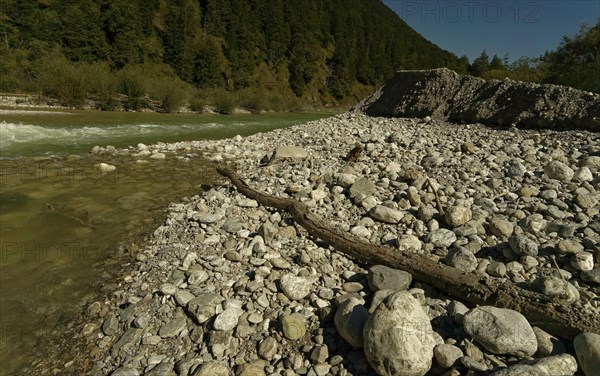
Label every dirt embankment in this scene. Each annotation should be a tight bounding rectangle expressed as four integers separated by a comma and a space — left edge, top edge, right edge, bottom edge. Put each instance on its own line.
355, 68, 600, 131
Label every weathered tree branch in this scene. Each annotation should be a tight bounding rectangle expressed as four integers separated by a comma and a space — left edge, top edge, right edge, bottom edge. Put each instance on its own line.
217, 167, 600, 340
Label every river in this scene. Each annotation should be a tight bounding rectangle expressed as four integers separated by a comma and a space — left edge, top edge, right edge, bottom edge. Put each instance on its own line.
0, 108, 334, 375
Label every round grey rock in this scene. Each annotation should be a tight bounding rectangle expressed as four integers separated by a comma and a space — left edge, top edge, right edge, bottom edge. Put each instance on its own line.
544, 161, 574, 182
191, 361, 229, 376
445, 206, 472, 227
445, 247, 477, 272
433, 343, 463, 368
489, 217, 514, 238
508, 234, 539, 256
334, 297, 369, 348
574, 332, 600, 376
367, 265, 412, 291
281, 313, 306, 340
280, 274, 313, 300
426, 228, 457, 248
463, 306, 537, 357
363, 291, 436, 376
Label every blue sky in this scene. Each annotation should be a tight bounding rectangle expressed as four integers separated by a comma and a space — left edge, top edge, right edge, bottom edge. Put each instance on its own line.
382, 0, 600, 63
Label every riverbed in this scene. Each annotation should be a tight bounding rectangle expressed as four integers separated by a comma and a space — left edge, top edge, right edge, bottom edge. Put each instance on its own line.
0, 109, 334, 375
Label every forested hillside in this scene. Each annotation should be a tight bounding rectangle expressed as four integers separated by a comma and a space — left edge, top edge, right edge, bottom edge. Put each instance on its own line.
468, 21, 600, 94
0, 0, 466, 111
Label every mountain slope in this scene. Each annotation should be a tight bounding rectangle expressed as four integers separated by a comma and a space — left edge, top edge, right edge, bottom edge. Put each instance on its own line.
0, 0, 467, 107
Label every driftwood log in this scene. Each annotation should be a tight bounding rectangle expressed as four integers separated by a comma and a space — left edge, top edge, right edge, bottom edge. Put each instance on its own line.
217, 167, 600, 340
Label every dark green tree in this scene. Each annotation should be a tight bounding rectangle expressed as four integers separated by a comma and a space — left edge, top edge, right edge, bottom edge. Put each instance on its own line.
470, 50, 490, 76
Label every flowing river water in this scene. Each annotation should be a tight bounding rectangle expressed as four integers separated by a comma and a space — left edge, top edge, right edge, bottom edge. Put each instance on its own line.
0, 108, 333, 375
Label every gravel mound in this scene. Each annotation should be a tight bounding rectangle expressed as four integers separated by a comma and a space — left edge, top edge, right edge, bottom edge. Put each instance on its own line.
356, 68, 600, 131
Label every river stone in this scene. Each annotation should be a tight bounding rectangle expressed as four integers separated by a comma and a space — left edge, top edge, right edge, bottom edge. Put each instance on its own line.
213, 307, 243, 331
445, 247, 477, 272
102, 312, 119, 336
145, 361, 176, 376
529, 354, 578, 376
574, 332, 600, 376
334, 297, 369, 348
258, 336, 279, 360
258, 221, 279, 245
192, 361, 229, 376
368, 265, 412, 291
556, 239, 584, 254
573, 166, 594, 181
97, 162, 117, 173
576, 193, 598, 209
368, 205, 405, 223
281, 313, 306, 340
110, 367, 140, 376
531, 276, 567, 298
426, 228, 457, 248
582, 156, 600, 170
159, 316, 187, 338
488, 364, 547, 376
363, 291, 436, 376
433, 344, 463, 368
521, 214, 546, 233
236, 363, 266, 376
463, 306, 537, 357
187, 294, 223, 324
570, 251, 594, 271
160, 283, 177, 296
489, 217, 514, 238
396, 234, 422, 252
188, 270, 209, 285
268, 146, 308, 164
111, 328, 142, 357
508, 234, 539, 256
174, 290, 195, 307
533, 327, 567, 357
486, 261, 507, 277
280, 274, 313, 300
192, 212, 221, 224
445, 206, 472, 227
350, 225, 371, 238
507, 161, 527, 177
581, 269, 600, 285
336, 173, 357, 187
544, 161, 574, 182
349, 177, 376, 202
222, 219, 244, 234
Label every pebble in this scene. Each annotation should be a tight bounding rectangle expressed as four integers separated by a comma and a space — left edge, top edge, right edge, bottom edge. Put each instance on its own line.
367, 264, 412, 291
489, 217, 514, 238
463, 306, 537, 357
334, 297, 369, 348
570, 252, 594, 271
279, 274, 313, 300
433, 343, 463, 368
368, 205, 405, 224
281, 313, 306, 340
544, 161, 574, 182
445, 205, 472, 227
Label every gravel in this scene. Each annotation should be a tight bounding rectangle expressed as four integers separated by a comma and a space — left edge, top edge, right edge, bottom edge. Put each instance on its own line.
35, 108, 600, 375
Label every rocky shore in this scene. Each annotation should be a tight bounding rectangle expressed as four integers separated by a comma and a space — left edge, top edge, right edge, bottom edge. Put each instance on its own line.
41, 110, 600, 376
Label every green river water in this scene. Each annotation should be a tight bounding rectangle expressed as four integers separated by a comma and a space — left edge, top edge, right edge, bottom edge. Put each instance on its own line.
0, 108, 333, 374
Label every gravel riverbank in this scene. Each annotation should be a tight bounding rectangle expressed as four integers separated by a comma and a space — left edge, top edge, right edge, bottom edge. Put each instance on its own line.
35, 113, 600, 375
